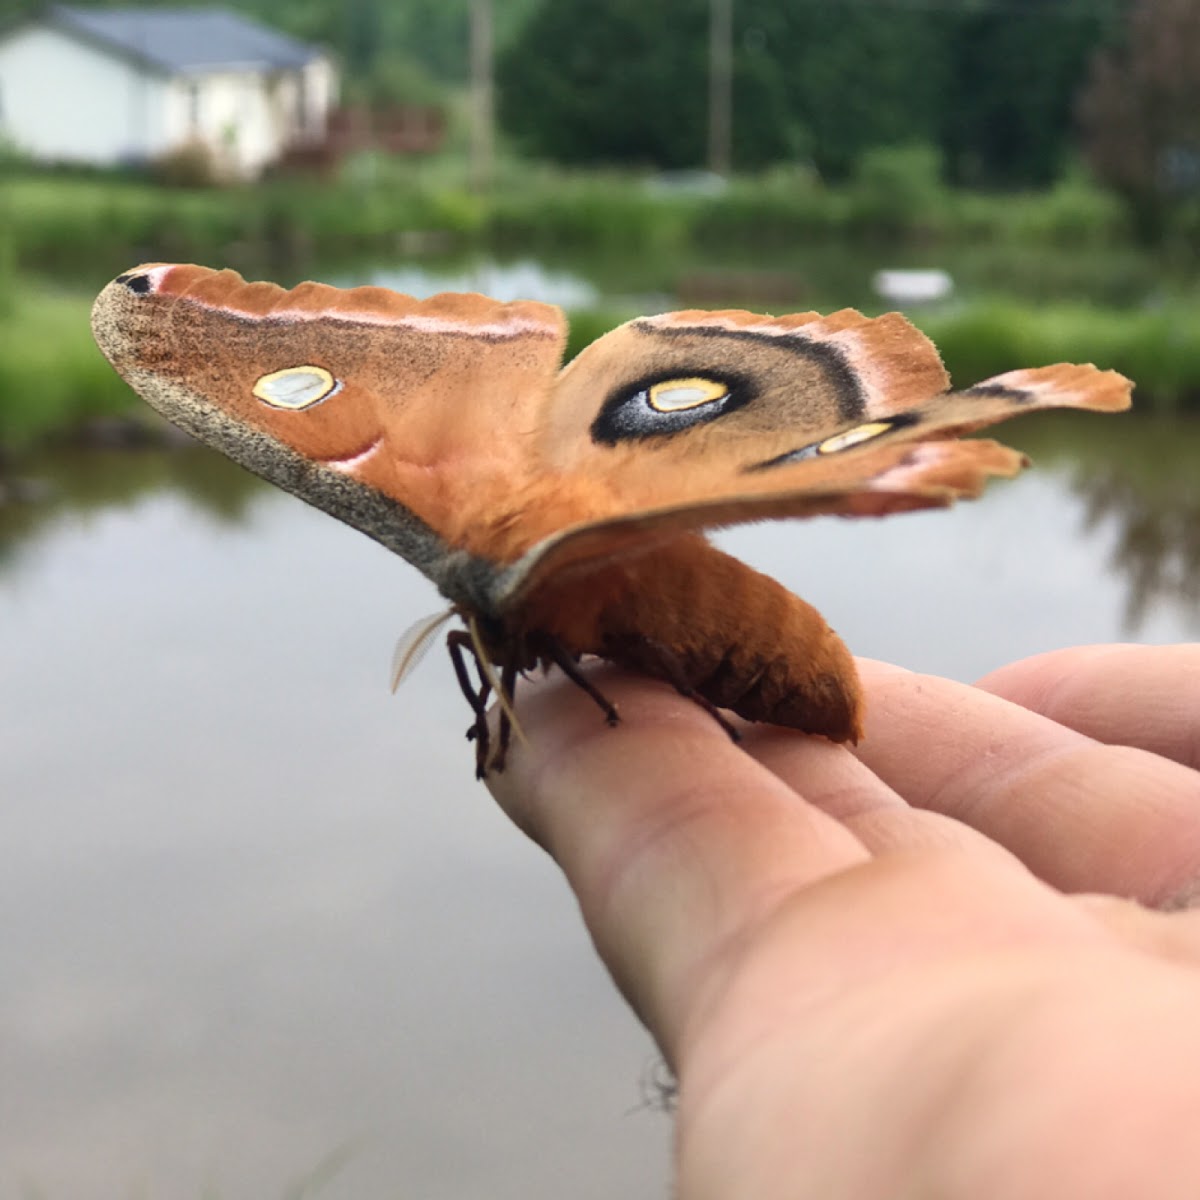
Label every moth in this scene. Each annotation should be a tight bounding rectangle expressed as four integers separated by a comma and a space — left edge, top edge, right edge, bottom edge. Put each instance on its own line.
92, 265, 1132, 774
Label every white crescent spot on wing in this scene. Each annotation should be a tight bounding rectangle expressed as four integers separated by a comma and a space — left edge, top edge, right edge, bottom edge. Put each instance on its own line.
324, 436, 383, 474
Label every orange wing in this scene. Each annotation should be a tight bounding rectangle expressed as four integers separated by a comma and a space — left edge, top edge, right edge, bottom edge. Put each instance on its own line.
92, 263, 567, 609
490, 311, 1131, 607
94, 268, 1132, 619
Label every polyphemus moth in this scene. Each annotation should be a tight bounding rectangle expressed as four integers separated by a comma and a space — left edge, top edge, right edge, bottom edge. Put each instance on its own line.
92, 265, 1132, 774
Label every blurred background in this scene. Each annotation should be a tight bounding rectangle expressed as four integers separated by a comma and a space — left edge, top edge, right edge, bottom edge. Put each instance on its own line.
0, 0, 1197, 1196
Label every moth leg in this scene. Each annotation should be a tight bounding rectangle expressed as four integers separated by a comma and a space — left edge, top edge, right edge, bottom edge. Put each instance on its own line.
625, 635, 742, 743
447, 630, 491, 777
539, 638, 620, 726
490, 659, 520, 774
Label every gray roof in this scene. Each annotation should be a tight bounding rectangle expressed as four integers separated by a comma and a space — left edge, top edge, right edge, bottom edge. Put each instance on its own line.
48, 5, 324, 74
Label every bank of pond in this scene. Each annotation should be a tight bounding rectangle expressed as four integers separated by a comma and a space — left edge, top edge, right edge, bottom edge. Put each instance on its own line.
4, 164, 1154, 273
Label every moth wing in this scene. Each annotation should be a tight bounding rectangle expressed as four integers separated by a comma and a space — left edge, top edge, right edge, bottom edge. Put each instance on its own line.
493, 337, 1131, 609
92, 263, 568, 598
527, 309, 1130, 529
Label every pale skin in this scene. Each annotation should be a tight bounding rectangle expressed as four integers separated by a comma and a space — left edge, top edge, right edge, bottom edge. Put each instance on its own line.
486, 644, 1200, 1200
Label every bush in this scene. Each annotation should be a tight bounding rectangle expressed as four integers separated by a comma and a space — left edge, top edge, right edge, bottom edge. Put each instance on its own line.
152, 140, 223, 188
920, 301, 1200, 412
0, 284, 134, 448
845, 143, 948, 240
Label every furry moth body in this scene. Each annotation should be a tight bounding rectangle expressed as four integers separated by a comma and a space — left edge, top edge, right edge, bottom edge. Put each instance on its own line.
92, 265, 1132, 773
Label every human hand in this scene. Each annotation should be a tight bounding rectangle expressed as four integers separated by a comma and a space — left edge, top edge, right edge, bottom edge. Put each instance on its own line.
487, 645, 1200, 1199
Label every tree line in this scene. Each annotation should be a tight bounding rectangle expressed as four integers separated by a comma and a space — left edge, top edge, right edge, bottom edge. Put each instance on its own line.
493, 0, 1196, 236
4, 0, 1195, 233
499, 0, 1116, 187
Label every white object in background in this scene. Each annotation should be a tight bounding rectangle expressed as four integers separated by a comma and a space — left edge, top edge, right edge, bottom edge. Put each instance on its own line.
872, 269, 954, 305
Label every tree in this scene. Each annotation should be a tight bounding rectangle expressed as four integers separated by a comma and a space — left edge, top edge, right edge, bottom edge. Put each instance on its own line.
750, 1, 947, 181
1078, 0, 1200, 237
497, 0, 936, 172
497, 0, 1116, 183
941, 0, 1115, 188
497, 0, 711, 169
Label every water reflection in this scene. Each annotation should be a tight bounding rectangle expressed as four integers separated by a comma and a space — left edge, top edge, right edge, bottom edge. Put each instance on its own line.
1082, 472, 1200, 630
338, 258, 601, 309
1004, 414, 1200, 633
1, 413, 1195, 1198
0, 447, 261, 566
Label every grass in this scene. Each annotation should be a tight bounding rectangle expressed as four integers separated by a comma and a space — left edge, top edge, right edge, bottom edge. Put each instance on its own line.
0, 283, 133, 448
922, 302, 1200, 413
4, 158, 1183, 281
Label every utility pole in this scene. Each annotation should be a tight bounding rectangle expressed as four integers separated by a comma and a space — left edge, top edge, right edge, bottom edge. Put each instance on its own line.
469, 0, 494, 192
708, 0, 732, 176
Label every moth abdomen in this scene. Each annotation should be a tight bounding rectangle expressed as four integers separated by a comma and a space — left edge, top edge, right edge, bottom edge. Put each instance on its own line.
528, 535, 863, 744
660, 544, 863, 743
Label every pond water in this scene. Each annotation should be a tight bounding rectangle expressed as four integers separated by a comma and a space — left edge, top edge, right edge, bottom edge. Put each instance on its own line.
1, 407, 1196, 1198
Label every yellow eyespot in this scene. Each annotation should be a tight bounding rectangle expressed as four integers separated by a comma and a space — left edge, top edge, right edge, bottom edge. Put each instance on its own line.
253, 365, 341, 410
647, 377, 729, 412
817, 421, 894, 454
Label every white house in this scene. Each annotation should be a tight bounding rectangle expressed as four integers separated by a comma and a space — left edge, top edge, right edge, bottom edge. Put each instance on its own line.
0, 5, 338, 178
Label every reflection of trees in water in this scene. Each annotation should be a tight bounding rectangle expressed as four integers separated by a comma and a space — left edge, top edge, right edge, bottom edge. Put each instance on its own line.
1077, 469, 1200, 631
1011, 414, 1200, 634
0, 447, 262, 579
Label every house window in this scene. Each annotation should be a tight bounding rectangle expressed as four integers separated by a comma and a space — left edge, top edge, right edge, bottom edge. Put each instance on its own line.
186, 82, 202, 131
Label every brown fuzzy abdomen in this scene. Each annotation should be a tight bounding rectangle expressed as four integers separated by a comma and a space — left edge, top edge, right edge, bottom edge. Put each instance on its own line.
520, 534, 864, 742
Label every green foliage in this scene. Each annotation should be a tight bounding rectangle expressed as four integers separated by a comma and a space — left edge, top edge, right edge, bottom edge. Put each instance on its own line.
151, 141, 223, 188
939, 0, 1111, 187
498, 0, 711, 169
0, 285, 133, 448
500, 0, 1116, 184
757, 2, 949, 182
994, 169, 1128, 248
1, 165, 1172, 284
341, 53, 448, 108
563, 309, 628, 361
921, 301, 1200, 412
689, 168, 847, 248
2, 172, 495, 276
845, 144, 948, 240
486, 170, 692, 254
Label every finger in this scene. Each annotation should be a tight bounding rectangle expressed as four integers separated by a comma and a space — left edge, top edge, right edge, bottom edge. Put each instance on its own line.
976, 644, 1200, 770
1075, 893, 1200, 963
852, 660, 1200, 907
487, 664, 870, 1059
744, 723, 1028, 866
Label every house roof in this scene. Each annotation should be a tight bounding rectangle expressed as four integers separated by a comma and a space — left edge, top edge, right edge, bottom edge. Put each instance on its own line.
46, 5, 325, 74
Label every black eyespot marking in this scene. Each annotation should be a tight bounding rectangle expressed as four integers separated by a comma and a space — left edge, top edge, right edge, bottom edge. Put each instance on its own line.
115, 272, 153, 294
591, 371, 753, 445
632, 321, 866, 423
961, 383, 1033, 404
745, 411, 920, 472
